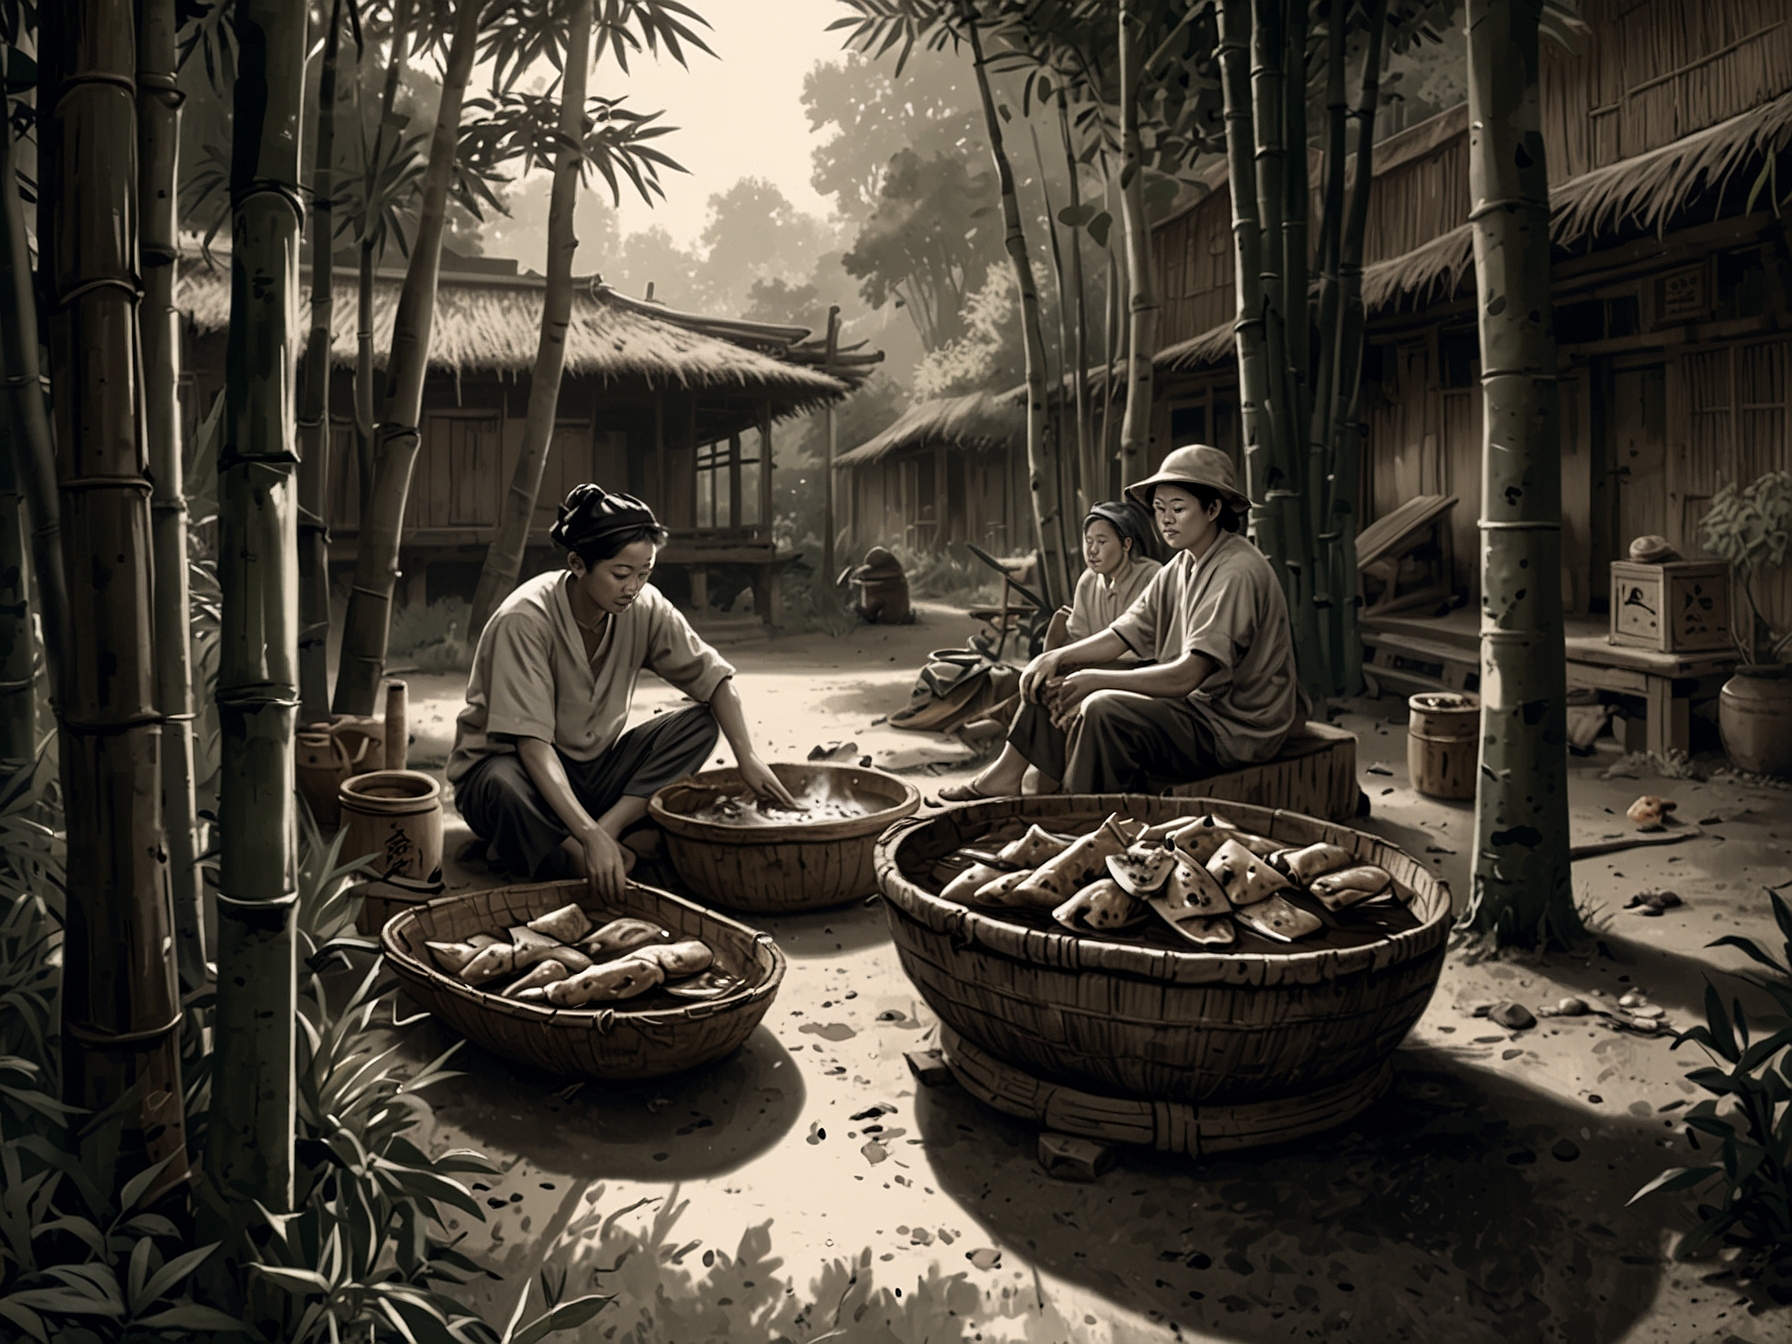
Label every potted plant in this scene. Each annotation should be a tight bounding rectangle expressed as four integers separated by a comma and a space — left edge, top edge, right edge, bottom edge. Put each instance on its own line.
1699, 469, 1792, 776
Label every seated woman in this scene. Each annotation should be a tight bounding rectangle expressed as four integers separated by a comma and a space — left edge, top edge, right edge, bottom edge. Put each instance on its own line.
949, 445, 1307, 798
448, 484, 796, 898
940, 499, 1163, 800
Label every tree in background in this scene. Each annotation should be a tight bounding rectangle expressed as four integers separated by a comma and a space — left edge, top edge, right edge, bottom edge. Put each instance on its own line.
466, 0, 705, 642
1455, 0, 1581, 952
41, 0, 190, 1196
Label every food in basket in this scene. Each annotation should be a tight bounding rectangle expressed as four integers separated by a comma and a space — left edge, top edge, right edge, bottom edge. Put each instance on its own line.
503, 959, 570, 998
430, 909, 732, 1008
968, 870, 1033, 907
1105, 842, 1177, 895
929, 808, 1411, 952
688, 780, 874, 827
1206, 839, 1293, 906
1271, 842, 1354, 885
1011, 814, 1145, 908
526, 903, 593, 943
998, 825, 1075, 867
941, 862, 1006, 905
543, 956, 666, 1006
1310, 864, 1393, 910
1052, 877, 1147, 932
578, 917, 675, 960
1233, 893, 1323, 943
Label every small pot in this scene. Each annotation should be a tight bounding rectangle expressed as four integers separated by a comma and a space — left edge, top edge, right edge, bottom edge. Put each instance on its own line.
1718, 664, 1792, 778
338, 769, 444, 882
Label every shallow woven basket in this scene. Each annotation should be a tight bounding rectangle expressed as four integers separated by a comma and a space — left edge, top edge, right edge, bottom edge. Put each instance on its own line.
381, 878, 784, 1081
875, 795, 1450, 1112
650, 763, 921, 913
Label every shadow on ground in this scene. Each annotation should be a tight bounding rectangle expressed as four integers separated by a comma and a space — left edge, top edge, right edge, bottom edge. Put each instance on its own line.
916, 1044, 1681, 1344
401, 1015, 806, 1181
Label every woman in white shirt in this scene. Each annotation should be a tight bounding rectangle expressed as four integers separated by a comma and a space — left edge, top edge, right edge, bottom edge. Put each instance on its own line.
450, 485, 794, 896
940, 501, 1162, 800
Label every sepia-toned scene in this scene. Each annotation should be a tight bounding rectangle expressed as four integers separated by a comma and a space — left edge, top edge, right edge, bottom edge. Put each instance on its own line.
8, 0, 1792, 1340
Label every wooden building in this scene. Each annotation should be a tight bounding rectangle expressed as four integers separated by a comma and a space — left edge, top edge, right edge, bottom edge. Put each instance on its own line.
177, 252, 865, 625
836, 390, 1029, 556
1149, 0, 1792, 632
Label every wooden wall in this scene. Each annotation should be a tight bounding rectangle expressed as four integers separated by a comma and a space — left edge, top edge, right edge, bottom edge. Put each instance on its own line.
847, 445, 1025, 559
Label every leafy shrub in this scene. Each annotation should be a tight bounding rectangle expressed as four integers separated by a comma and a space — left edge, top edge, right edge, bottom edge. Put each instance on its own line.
1698, 469, 1792, 661
387, 597, 473, 674
1632, 890, 1792, 1259
888, 544, 1002, 607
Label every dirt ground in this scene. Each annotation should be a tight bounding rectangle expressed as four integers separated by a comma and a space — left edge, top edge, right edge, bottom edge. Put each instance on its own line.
368, 604, 1792, 1344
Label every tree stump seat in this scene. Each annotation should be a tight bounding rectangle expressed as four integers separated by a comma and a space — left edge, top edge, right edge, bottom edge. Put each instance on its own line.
1162, 720, 1359, 822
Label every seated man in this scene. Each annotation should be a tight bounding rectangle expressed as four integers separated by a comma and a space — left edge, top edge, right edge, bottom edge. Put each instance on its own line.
1011, 444, 1308, 795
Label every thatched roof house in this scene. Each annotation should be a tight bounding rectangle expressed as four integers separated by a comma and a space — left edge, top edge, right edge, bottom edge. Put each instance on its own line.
1149, 0, 1792, 630
177, 252, 880, 624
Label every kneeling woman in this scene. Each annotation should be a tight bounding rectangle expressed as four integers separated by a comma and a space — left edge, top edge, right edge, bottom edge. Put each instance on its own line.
940, 500, 1161, 800
449, 485, 795, 897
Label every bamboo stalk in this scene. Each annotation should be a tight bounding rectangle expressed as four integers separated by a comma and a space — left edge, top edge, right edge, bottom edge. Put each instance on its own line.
1031, 120, 1082, 534
1117, 0, 1158, 493
208, 0, 308, 1212
334, 0, 482, 715
1220, 0, 1284, 572
1324, 0, 1389, 701
468, 0, 593, 640
963, 3, 1068, 609
41, 0, 189, 1194
1458, 0, 1581, 951
1099, 160, 1122, 502
1057, 92, 1094, 514
0, 403, 33, 774
138, 0, 206, 991
0, 114, 66, 705
297, 0, 346, 724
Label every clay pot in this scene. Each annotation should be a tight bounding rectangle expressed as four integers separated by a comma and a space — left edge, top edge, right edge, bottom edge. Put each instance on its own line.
295, 716, 386, 831
1719, 665, 1792, 778
338, 770, 443, 882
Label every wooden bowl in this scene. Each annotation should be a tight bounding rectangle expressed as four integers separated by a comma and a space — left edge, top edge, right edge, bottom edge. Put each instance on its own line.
380, 878, 784, 1081
875, 795, 1451, 1151
649, 763, 921, 913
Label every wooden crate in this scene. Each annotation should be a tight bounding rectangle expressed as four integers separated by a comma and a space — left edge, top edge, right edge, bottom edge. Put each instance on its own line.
1610, 560, 1731, 653
1162, 720, 1359, 822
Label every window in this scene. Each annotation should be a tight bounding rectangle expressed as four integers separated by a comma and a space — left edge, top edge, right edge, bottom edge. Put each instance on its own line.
1438, 326, 1480, 389
1169, 402, 1207, 445
692, 425, 767, 531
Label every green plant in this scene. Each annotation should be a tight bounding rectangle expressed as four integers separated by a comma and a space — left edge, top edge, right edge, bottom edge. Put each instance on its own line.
1698, 469, 1792, 663
888, 544, 1002, 607
1631, 889, 1792, 1258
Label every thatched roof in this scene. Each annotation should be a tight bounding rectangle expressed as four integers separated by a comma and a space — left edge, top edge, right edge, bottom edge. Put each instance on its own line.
176, 257, 857, 407
835, 390, 1025, 467
1166, 88, 1792, 369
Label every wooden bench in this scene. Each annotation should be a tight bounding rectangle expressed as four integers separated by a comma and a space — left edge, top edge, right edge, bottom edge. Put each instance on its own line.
1163, 721, 1360, 822
1562, 636, 1737, 758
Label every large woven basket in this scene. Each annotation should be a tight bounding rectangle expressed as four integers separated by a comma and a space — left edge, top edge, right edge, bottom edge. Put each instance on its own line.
650, 763, 921, 913
381, 878, 784, 1081
875, 795, 1450, 1113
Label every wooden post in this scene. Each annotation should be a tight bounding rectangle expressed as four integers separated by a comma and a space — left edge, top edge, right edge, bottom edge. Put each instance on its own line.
823, 306, 841, 588
384, 679, 408, 770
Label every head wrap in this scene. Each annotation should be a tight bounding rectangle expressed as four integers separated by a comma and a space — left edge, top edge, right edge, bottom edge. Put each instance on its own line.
1084, 499, 1163, 563
550, 483, 663, 556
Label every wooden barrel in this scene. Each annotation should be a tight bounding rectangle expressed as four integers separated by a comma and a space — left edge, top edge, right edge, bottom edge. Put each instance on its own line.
651, 763, 920, 912
1407, 692, 1479, 800
875, 795, 1451, 1127
339, 769, 443, 881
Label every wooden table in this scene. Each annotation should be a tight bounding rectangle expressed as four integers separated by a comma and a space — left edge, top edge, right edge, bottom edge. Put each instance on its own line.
1562, 636, 1738, 757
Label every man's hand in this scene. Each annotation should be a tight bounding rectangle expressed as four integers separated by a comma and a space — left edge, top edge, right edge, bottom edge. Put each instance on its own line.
1049, 671, 1103, 731
578, 825, 630, 901
739, 754, 800, 808
1020, 649, 1063, 703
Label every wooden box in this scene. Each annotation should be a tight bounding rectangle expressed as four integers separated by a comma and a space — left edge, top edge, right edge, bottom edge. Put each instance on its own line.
1609, 560, 1731, 653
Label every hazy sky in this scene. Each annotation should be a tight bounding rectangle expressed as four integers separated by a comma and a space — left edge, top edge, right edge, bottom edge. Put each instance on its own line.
589, 0, 851, 246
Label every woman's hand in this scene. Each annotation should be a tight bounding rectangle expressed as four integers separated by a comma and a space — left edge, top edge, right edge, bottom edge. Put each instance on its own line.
739, 753, 800, 808
578, 824, 631, 901
1020, 649, 1063, 703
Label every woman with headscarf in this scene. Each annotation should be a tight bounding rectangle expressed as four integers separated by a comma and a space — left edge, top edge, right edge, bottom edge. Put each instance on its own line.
939, 500, 1162, 800
449, 484, 797, 897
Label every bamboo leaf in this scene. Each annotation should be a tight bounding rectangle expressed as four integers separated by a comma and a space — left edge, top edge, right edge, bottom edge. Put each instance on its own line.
510, 1293, 613, 1344
1628, 1165, 1720, 1204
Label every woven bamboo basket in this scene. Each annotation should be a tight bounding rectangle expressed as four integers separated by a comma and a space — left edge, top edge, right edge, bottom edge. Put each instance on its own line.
381, 878, 784, 1081
875, 795, 1450, 1135
649, 763, 921, 913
